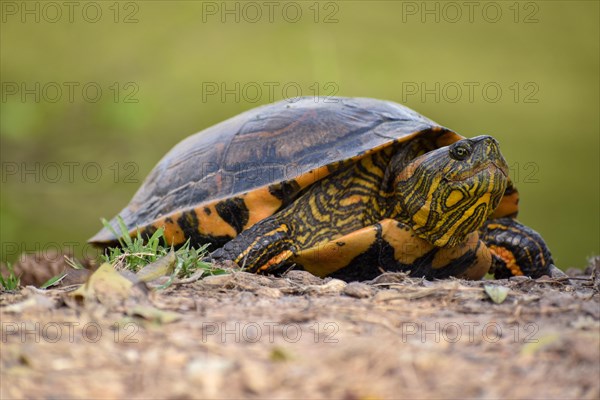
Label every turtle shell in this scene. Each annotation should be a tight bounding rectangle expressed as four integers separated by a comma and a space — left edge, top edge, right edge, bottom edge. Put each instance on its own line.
90, 97, 463, 246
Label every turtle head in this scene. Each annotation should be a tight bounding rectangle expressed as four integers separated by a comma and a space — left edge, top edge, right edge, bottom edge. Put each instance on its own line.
394, 135, 509, 247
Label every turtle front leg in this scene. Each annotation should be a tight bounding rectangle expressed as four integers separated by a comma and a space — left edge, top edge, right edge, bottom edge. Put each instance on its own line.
293, 219, 494, 281
210, 215, 297, 273
479, 217, 553, 279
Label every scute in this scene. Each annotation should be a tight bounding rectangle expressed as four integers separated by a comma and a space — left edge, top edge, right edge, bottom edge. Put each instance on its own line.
91, 97, 449, 243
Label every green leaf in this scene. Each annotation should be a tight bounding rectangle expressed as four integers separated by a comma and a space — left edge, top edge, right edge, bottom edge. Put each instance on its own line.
70, 263, 133, 304
269, 347, 293, 362
129, 305, 182, 324
137, 248, 177, 282
117, 217, 133, 246
41, 273, 67, 289
484, 285, 509, 304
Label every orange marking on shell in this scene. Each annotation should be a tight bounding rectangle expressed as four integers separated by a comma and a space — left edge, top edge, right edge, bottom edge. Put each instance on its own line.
196, 205, 237, 238
150, 202, 239, 245
489, 245, 523, 276
154, 213, 186, 246
294, 165, 332, 190
242, 188, 283, 228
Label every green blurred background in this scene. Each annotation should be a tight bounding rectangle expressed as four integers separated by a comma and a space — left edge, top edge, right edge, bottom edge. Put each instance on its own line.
1, 1, 598, 268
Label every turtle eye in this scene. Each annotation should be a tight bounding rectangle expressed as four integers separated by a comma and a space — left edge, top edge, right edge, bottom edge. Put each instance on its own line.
450, 143, 472, 161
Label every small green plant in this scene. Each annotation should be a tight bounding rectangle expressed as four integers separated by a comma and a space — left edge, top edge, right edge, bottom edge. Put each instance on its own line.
101, 216, 169, 272
41, 273, 67, 289
64, 256, 86, 270
36, 257, 83, 290
0, 262, 21, 290
100, 217, 226, 286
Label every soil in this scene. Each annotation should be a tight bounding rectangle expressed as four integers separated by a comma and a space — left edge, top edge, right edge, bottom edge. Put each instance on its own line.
1, 257, 599, 399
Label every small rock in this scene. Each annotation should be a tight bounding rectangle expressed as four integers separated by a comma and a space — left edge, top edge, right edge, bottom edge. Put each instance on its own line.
368, 272, 408, 285
201, 274, 234, 287
284, 270, 323, 285
234, 272, 271, 286
307, 279, 347, 295
509, 275, 531, 283
342, 282, 372, 298
186, 355, 234, 376
254, 287, 282, 298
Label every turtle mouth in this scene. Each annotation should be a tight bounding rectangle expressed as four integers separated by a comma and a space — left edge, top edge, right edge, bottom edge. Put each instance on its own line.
446, 160, 507, 182
492, 160, 509, 178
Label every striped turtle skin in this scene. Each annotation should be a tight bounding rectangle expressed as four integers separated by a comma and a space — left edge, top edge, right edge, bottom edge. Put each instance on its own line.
90, 97, 552, 280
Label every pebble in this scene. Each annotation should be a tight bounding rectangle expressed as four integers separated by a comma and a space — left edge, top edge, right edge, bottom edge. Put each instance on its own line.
508, 275, 531, 283
284, 270, 324, 285
308, 279, 347, 295
342, 282, 373, 298
201, 274, 233, 286
254, 287, 283, 298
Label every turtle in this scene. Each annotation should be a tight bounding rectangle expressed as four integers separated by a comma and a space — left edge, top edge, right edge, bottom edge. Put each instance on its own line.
90, 97, 553, 281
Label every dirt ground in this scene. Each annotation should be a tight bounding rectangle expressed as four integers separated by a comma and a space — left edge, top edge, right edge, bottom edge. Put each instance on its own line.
1, 258, 599, 400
